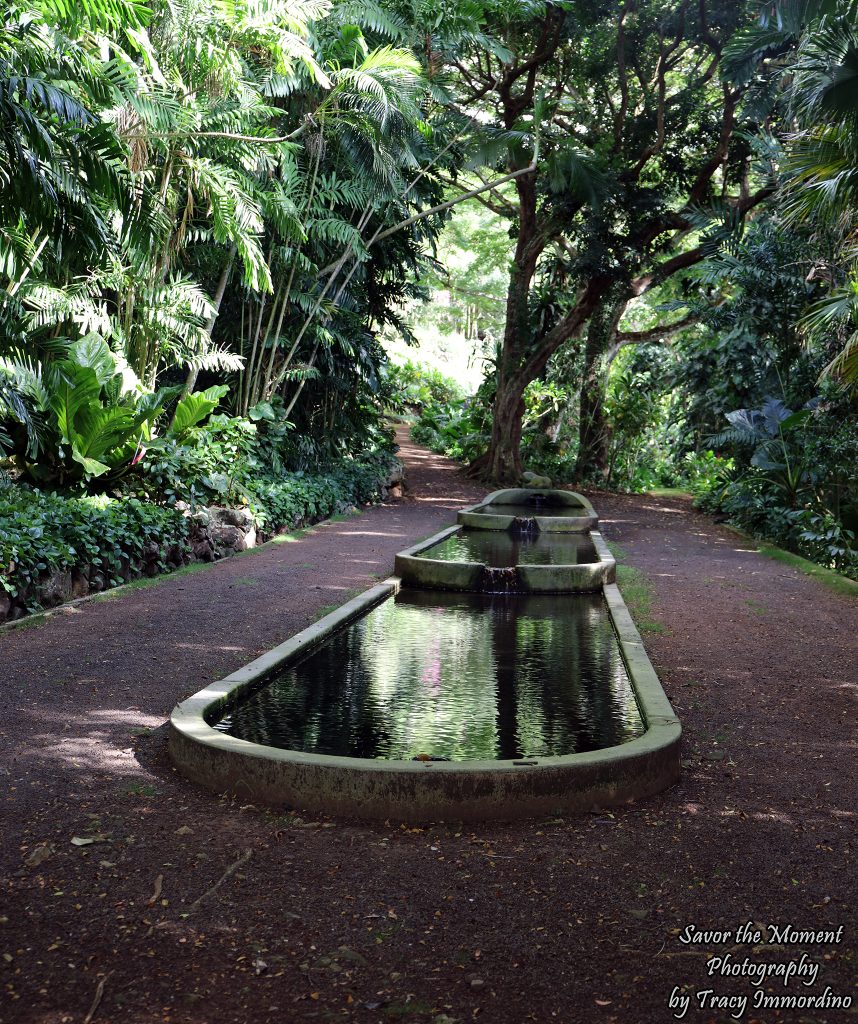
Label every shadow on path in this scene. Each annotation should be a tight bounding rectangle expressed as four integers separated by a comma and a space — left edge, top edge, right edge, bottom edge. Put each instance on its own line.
2, 433, 856, 1024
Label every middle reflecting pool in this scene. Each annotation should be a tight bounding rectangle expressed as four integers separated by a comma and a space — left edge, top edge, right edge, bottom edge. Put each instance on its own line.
418, 529, 598, 566
213, 589, 643, 761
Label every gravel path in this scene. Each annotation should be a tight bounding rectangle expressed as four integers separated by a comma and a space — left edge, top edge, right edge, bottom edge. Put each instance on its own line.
2, 432, 855, 1024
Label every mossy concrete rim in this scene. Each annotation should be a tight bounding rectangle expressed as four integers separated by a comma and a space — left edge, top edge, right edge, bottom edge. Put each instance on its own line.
169, 570, 680, 821
458, 488, 598, 533
173, 580, 399, 731
394, 525, 616, 593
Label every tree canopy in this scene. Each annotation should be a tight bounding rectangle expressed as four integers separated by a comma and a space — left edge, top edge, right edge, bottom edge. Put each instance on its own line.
1, 0, 856, 584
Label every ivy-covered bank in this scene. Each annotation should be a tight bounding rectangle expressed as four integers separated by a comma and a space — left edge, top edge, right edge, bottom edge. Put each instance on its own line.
0, 450, 401, 624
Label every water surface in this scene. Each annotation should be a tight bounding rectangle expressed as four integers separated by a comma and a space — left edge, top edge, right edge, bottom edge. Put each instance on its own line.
419, 529, 598, 566
475, 502, 589, 518
213, 589, 643, 761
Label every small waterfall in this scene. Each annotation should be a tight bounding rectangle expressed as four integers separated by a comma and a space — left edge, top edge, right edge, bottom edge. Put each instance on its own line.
481, 565, 519, 594
510, 515, 539, 536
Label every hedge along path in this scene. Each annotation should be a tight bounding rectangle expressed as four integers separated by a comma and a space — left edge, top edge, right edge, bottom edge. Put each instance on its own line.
2, 432, 856, 1024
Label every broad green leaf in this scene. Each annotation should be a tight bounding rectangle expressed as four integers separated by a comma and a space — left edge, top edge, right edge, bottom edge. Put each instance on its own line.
69, 450, 111, 478
73, 405, 138, 462
49, 363, 102, 448
168, 385, 229, 440
69, 334, 118, 388
248, 401, 276, 421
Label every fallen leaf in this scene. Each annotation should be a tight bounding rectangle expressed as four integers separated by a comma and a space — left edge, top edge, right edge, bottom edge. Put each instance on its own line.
147, 874, 163, 906
71, 834, 109, 846
25, 844, 53, 868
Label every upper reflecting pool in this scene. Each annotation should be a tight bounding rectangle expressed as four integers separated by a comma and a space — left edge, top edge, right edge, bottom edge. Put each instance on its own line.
475, 502, 590, 518
213, 589, 643, 761
418, 529, 598, 567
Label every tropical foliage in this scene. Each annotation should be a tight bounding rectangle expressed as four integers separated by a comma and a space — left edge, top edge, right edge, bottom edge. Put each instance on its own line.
2, 0, 857, 613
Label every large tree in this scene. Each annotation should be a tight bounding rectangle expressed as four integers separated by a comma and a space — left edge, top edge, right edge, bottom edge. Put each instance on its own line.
444, 0, 774, 482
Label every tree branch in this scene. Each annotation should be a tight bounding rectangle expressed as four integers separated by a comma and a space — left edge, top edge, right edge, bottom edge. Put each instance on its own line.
607, 311, 698, 362
615, 312, 697, 343
121, 127, 306, 145
317, 163, 537, 276
612, 5, 630, 153
513, 276, 611, 388
631, 245, 708, 296
686, 82, 735, 206
698, 0, 723, 55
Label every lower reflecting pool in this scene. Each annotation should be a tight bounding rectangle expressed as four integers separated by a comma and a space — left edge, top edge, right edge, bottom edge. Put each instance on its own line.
212, 589, 643, 761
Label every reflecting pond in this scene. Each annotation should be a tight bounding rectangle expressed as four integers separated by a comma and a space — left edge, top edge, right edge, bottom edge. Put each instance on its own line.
418, 529, 598, 567
213, 589, 643, 761
475, 502, 590, 518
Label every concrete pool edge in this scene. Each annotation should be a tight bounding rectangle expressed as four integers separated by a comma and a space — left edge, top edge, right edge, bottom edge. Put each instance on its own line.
168, 576, 681, 822
457, 488, 599, 533
394, 525, 616, 593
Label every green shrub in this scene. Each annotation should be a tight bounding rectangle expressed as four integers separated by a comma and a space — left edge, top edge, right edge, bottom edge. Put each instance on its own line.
787, 508, 858, 576
0, 486, 189, 608
242, 452, 396, 531
384, 359, 466, 411
128, 415, 260, 511
692, 398, 858, 579
126, 413, 397, 530
0, 439, 397, 616
683, 450, 735, 503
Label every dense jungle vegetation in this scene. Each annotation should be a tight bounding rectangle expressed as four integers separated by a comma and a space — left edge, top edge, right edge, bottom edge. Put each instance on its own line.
2, 0, 857, 617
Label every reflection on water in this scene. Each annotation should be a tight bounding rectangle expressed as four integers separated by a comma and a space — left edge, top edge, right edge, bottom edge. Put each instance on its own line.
213, 589, 643, 761
419, 529, 598, 566
475, 502, 589, 518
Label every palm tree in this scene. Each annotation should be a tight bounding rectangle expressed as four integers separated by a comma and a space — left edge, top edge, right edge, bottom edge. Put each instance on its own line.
0, 0, 146, 454
725, 0, 858, 381
0, 1, 139, 276
786, 5, 858, 380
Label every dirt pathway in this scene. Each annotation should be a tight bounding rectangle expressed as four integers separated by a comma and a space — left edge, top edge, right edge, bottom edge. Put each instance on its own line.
2, 434, 856, 1024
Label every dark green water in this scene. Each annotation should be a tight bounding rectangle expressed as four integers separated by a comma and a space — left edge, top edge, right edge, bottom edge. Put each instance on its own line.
475, 502, 589, 518
419, 529, 598, 567
213, 589, 643, 761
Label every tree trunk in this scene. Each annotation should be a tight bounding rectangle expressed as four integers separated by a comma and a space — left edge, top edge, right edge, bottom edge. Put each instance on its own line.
473, 273, 609, 483
184, 249, 235, 395
486, 375, 527, 483
574, 292, 628, 481
473, 176, 544, 484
